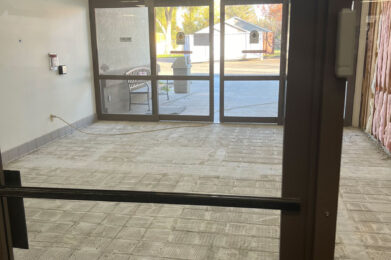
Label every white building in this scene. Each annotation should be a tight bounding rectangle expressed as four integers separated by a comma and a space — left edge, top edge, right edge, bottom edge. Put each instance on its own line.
189, 17, 272, 63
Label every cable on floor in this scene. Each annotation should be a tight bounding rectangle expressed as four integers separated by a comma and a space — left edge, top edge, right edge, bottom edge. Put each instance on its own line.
50, 114, 211, 136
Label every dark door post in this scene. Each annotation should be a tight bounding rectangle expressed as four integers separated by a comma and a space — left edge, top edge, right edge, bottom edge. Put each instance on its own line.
280, 0, 351, 259
0, 152, 13, 260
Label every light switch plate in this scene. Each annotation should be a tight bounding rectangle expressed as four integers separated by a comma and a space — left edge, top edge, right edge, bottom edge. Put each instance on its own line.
58, 65, 67, 75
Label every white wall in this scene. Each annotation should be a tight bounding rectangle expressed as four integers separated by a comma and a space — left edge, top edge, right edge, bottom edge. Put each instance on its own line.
0, 0, 95, 152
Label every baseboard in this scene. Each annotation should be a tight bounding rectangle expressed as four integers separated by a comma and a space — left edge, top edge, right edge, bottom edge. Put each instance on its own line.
1, 114, 97, 165
366, 133, 391, 157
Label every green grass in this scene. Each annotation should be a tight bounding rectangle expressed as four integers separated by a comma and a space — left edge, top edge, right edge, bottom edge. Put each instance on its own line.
157, 54, 184, 58
264, 50, 281, 59
157, 51, 280, 59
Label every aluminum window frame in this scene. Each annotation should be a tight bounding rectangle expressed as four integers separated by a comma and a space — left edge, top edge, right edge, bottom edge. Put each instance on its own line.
220, 0, 288, 124
90, 0, 215, 122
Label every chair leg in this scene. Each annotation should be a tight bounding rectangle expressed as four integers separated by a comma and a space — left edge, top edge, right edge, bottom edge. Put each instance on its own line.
147, 85, 151, 111
166, 80, 169, 100
129, 91, 132, 111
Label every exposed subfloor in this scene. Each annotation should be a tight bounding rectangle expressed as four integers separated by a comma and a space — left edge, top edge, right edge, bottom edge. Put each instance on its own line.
5, 121, 391, 260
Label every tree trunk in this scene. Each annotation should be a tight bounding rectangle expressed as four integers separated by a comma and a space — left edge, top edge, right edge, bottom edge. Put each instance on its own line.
164, 8, 173, 54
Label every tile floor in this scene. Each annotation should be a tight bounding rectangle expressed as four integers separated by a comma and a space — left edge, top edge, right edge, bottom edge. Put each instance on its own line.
5, 121, 391, 259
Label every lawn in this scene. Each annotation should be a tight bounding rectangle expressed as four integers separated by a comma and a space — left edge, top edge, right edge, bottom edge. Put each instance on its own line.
264, 50, 281, 59
157, 54, 184, 58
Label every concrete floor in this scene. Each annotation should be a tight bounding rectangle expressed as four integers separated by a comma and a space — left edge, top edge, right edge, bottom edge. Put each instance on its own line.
5, 122, 391, 259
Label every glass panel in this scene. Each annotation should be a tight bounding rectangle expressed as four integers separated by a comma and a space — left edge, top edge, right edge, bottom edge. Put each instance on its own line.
224, 4, 282, 76
155, 6, 210, 76
335, 2, 391, 259
158, 80, 209, 116
95, 7, 151, 75
100, 79, 152, 115
14, 199, 280, 259
224, 81, 279, 117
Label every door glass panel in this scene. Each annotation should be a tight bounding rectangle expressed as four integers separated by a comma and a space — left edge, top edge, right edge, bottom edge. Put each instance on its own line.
95, 7, 151, 75
224, 81, 279, 117
335, 2, 391, 259
8, 1, 292, 257
155, 6, 210, 76
158, 80, 209, 116
100, 79, 152, 115
224, 4, 282, 76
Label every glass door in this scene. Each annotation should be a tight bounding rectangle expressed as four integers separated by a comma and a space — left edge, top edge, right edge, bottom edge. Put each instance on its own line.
220, 0, 288, 124
92, 1, 157, 121
0, 0, 350, 259
154, 0, 214, 121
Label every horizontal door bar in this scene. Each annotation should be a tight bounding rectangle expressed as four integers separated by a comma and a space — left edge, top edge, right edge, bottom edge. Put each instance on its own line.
99, 75, 212, 81
99, 114, 158, 122
170, 50, 193, 54
223, 75, 281, 81
242, 50, 266, 54
153, 0, 211, 7
159, 115, 213, 122
99, 75, 153, 80
222, 117, 278, 124
156, 75, 211, 81
92, 0, 147, 8
223, 0, 284, 6
0, 186, 300, 211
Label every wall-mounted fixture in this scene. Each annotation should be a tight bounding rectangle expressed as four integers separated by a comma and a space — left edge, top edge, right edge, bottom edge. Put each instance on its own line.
120, 37, 132, 42
58, 65, 67, 75
335, 9, 357, 78
48, 53, 59, 71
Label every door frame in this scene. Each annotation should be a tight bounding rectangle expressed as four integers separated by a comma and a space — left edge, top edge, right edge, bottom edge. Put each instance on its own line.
0, 153, 13, 260
90, 0, 158, 122
343, 0, 362, 127
90, 0, 215, 122
280, 0, 351, 258
153, 0, 215, 122
219, 0, 289, 124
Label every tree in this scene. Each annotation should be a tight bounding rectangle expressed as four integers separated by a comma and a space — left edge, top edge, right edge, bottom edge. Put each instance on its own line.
181, 3, 255, 34
176, 2, 283, 51
182, 6, 209, 34
224, 5, 257, 23
256, 4, 283, 49
155, 7, 178, 54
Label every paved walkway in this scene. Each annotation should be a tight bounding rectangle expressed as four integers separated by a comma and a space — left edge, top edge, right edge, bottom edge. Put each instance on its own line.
127, 58, 281, 119
5, 122, 391, 259
158, 79, 278, 120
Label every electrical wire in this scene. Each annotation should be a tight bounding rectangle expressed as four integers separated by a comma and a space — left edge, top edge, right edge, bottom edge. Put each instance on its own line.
50, 114, 211, 136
